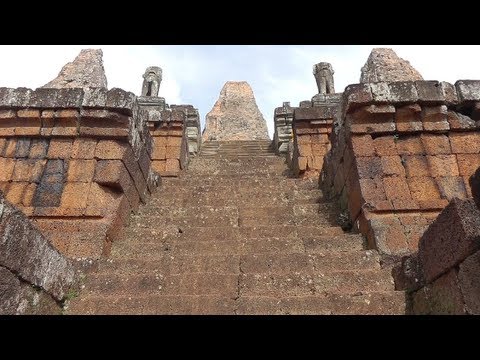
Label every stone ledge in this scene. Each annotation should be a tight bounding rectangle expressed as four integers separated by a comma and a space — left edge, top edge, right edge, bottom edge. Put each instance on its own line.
343, 80, 480, 114
294, 106, 339, 121
0, 108, 133, 139
0, 87, 136, 116
274, 105, 294, 116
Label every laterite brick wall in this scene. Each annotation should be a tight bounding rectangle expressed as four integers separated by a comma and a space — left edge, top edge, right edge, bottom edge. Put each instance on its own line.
321, 80, 480, 255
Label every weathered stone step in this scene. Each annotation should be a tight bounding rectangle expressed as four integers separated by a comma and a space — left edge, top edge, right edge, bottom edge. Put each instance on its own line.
111, 234, 373, 263
186, 169, 288, 177
199, 154, 277, 158
95, 255, 241, 275
200, 150, 275, 154
201, 143, 272, 147
155, 185, 323, 198
202, 144, 273, 149
185, 171, 290, 178
190, 156, 286, 165
203, 140, 273, 146
131, 206, 239, 227
201, 145, 273, 152
99, 234, 364, 274
83, 273, 239, 297
303, 234, 364, 252
137, 204, 337, 220
235, 293, 406, 315
152, 189, 325, 207
167, 174, 308, 182
161, 178, 320, 192
240, 251, 380, 274
67, 294, 237, 315
111, 235, 363, 258
238, 204, 337, 217
238, 212, 338, 227
187, 159, 287, 173
123, 225, 350, 242
200, 149, 274, 152
239, 269, 395, 297
80, 267, 393, 299
67, 292, 405, 315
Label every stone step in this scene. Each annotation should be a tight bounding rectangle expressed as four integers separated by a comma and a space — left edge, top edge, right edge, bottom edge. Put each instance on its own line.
238, 204, 338, 217
123, 225, 351, 242
152, 189, 325, 207
235, 293, 406, 315
303, 234, 365, 252
239, 209, 339, 227
161, 179, 320, 193
200, 142, 273, 146
200, 148, 275, 152
82, 273, 239, 297
199, 146, 274, 150
199, 153, 276, 157
155, 186, 323, 198
111, 236, 364, 258
200, 148, 275, 153
67, 292, 405, 315
239, 251, 379, 274
111, 239, 379, 272
184, 171, 290, 177
112, 234, 364, 262
190, 156, 286, 164
80, 268, 393, 299
135, 204, 338, 222
203, 140, 273, 146
67, 294, 236, 315
186, 171, 290, 181
131, 206, 239, 227
188, 159, 287, 170
95, 255, 241, 275
239, 269, 395, 297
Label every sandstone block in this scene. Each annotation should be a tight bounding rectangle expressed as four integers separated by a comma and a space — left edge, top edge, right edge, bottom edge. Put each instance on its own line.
395, 104, 422, 132
67, 159, 96, 182
449, 133, 480, 154
407, 177, 441, 202
71, 138, 97, 159
403, 155, 430, 177
427, 155, 459, 177
419, 198, 480, 283
47, 139, 73, 159
395, 137, 424, 155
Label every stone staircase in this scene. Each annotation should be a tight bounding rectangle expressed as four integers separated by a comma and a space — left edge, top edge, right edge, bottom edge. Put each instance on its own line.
199, 140, 274, 157
67, 140, 406, 314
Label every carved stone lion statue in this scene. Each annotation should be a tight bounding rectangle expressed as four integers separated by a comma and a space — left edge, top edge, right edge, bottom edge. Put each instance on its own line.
141, 66, 162, 97
313, 62, 335, 95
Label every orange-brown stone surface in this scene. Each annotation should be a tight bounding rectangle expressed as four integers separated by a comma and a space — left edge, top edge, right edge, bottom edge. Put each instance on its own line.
202, 81, 269, 141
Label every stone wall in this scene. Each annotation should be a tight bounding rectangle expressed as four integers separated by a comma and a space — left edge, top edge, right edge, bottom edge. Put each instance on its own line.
147, 107, 189, 177
273, 102, 293, 155
393, 197, 480, 314
171, 105, 201, 156
321, 80, 480, 255
290, 94, 341, 178
0, 87, 160, 259
0, 193, 76, 314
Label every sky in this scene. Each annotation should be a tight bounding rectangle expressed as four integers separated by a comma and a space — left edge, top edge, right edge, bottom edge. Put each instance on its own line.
1, 45, 480, 137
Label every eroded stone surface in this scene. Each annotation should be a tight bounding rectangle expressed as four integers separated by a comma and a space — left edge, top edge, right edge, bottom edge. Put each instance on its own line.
141, 67, 162, 97
202, 81, 269, 141
0, 193, 77, 314
42, 49, 108, 89
360, 48, 423, 83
